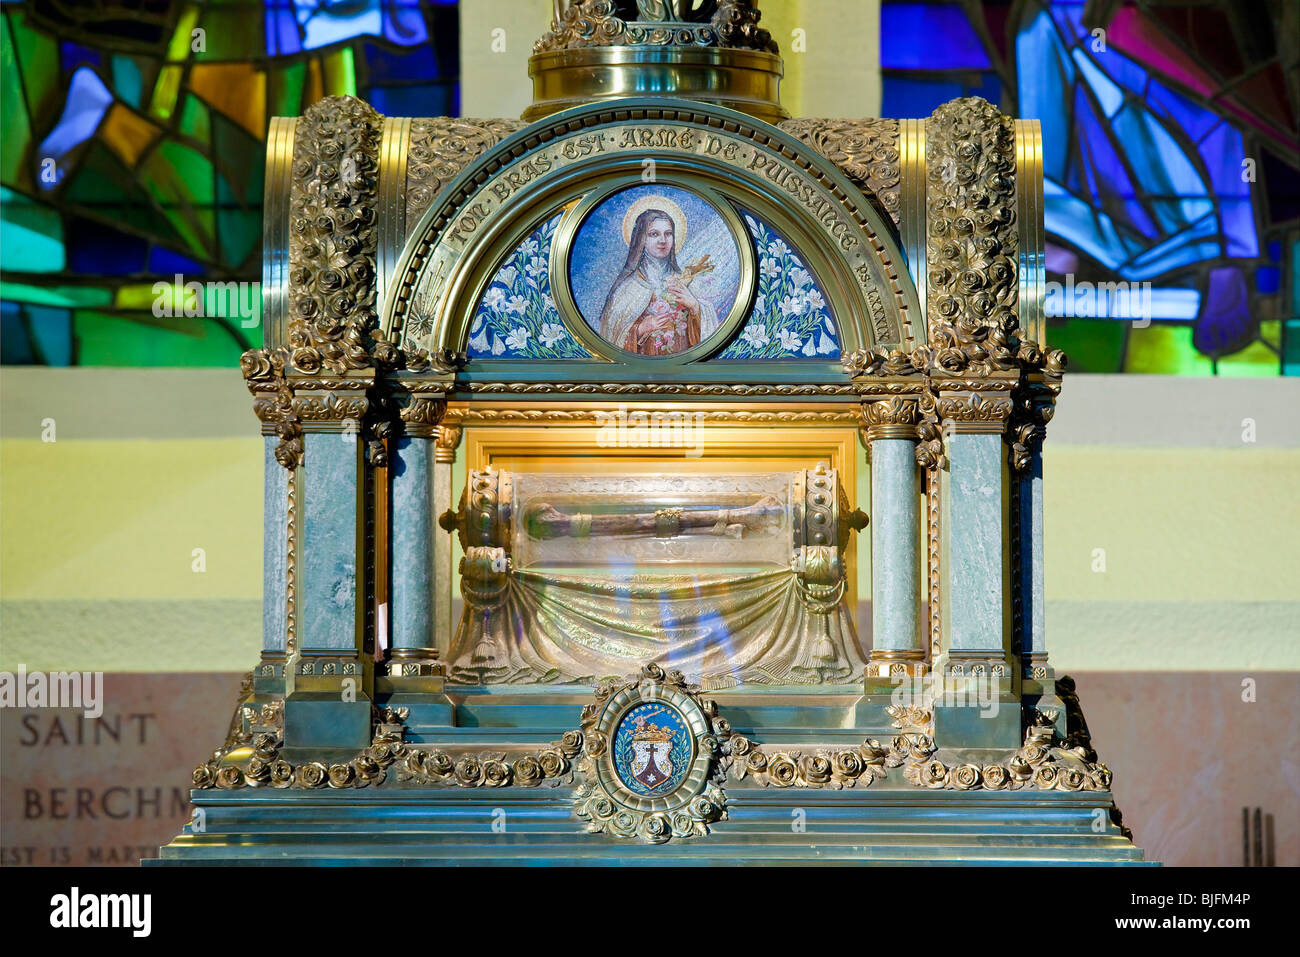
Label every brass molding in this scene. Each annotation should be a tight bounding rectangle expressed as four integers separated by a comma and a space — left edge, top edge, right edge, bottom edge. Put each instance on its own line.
1014, 118, 1045, 349
284, 96, 383, 377
404, 116, 526, 241
925, 97, 1019, 372
461, 381, 858, 396
526, 46, 787, 123
442, 405, 861, 426
863, 396, 919, 443
286, 467, 297, 655
865, 650, 927, 678
926, 468, 940, 659
527, 0, 782, 123
935, 391, 1013, 429
377, 115, 411, 318
534, 0, 778, 55
396, 396, 447, 439
898, 118, 926, 319
261, 116, 296, 350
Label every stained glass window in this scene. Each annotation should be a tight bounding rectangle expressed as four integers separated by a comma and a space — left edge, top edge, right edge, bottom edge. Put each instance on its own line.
3, 1, 1296, 374
1, 0, 459, 365
880, 0, 1299, 375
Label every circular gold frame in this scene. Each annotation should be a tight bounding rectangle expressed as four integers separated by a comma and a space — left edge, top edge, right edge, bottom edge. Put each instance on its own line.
549, 176, 756, 367
593, 681, 710, 815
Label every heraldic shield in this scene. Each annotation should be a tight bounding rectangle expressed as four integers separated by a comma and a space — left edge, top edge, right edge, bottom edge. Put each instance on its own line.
616, 703, 692, 795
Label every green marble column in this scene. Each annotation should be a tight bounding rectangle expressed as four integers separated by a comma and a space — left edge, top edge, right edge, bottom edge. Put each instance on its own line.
257, 428, 289, 695
932, 387, 1021, 749
390, 433, 435, 662
863, 398, 925, 678
380, 396, 453, 728
1016, 384, 1064, 735
282, 378, 374, 753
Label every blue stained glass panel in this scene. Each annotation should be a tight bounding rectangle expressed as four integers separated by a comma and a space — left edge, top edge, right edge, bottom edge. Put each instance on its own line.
1219, 199, 1258, 258
1256, 266, 1280, 295
882, 77, 965, 119
367, 84, 456, 117
1196, 122, 1249, 197
148, 245, 207, 275
59, 42, 101, 71
1072, 48, 1124, 118
266, 2, 302, 56
880, 3, 990, 69
37, 67, 114, 184
1018, 11, 1072, 179
383, 1, 428, 45
1146, 82, 1221, 143
69, 218, 147, 274
363, 43, 440, 82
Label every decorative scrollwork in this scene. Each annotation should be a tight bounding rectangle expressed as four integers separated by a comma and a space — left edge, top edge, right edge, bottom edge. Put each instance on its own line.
194, 706, 409, 791
535, 0, 776, 54
731, 704, 934, 789
286, 95, 383, 376
406, 117, 527, 230
934, 391, 1013, 424
903, 709, 1113, 792
779, 118, 900, 224
194, 706, 581, 792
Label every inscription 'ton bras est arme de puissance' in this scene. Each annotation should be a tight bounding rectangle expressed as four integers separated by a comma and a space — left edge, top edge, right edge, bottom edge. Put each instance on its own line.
440, 126, 864, 257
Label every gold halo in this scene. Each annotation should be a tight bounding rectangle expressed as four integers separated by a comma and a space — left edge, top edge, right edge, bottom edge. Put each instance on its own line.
621, 194, 687, 251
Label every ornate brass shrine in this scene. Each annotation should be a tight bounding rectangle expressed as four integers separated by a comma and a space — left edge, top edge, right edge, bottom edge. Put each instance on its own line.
152, 0, 1145, 865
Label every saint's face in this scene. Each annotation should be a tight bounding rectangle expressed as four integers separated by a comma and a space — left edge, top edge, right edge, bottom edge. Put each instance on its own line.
645, 218, 674, 260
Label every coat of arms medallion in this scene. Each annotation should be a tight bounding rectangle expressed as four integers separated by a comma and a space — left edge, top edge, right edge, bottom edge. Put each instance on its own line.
573, 663, 729, 843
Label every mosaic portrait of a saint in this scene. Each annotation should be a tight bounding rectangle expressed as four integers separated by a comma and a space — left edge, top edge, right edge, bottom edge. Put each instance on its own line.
569, 184, 743, 357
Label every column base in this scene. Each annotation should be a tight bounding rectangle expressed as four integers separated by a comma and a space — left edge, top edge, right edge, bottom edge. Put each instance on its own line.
1021, 664, 1066, 740
864, 652, 927, 679
931, 696, 1022, 749
283, 692, 373, 751
253, 654, 288, 697
930, 653, 1022, 749
375, 669, 455, 728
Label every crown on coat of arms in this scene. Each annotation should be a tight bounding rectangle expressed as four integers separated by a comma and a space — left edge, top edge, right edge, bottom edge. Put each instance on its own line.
633, 722, 675, 743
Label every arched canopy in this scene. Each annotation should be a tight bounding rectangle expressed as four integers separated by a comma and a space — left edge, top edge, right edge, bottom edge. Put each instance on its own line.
385, 99, 923, 387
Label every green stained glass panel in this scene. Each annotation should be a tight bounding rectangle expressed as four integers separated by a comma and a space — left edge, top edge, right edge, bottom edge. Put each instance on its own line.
0, 188, 65, 272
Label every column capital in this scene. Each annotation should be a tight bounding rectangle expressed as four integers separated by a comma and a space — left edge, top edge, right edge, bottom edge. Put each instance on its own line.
934, 378, 1016, 435
1009, 375, 1061, 470
434, 424, 463, 462
862, 395, 920, 443
397, 396, 447, 438
251, 384, 283, 437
